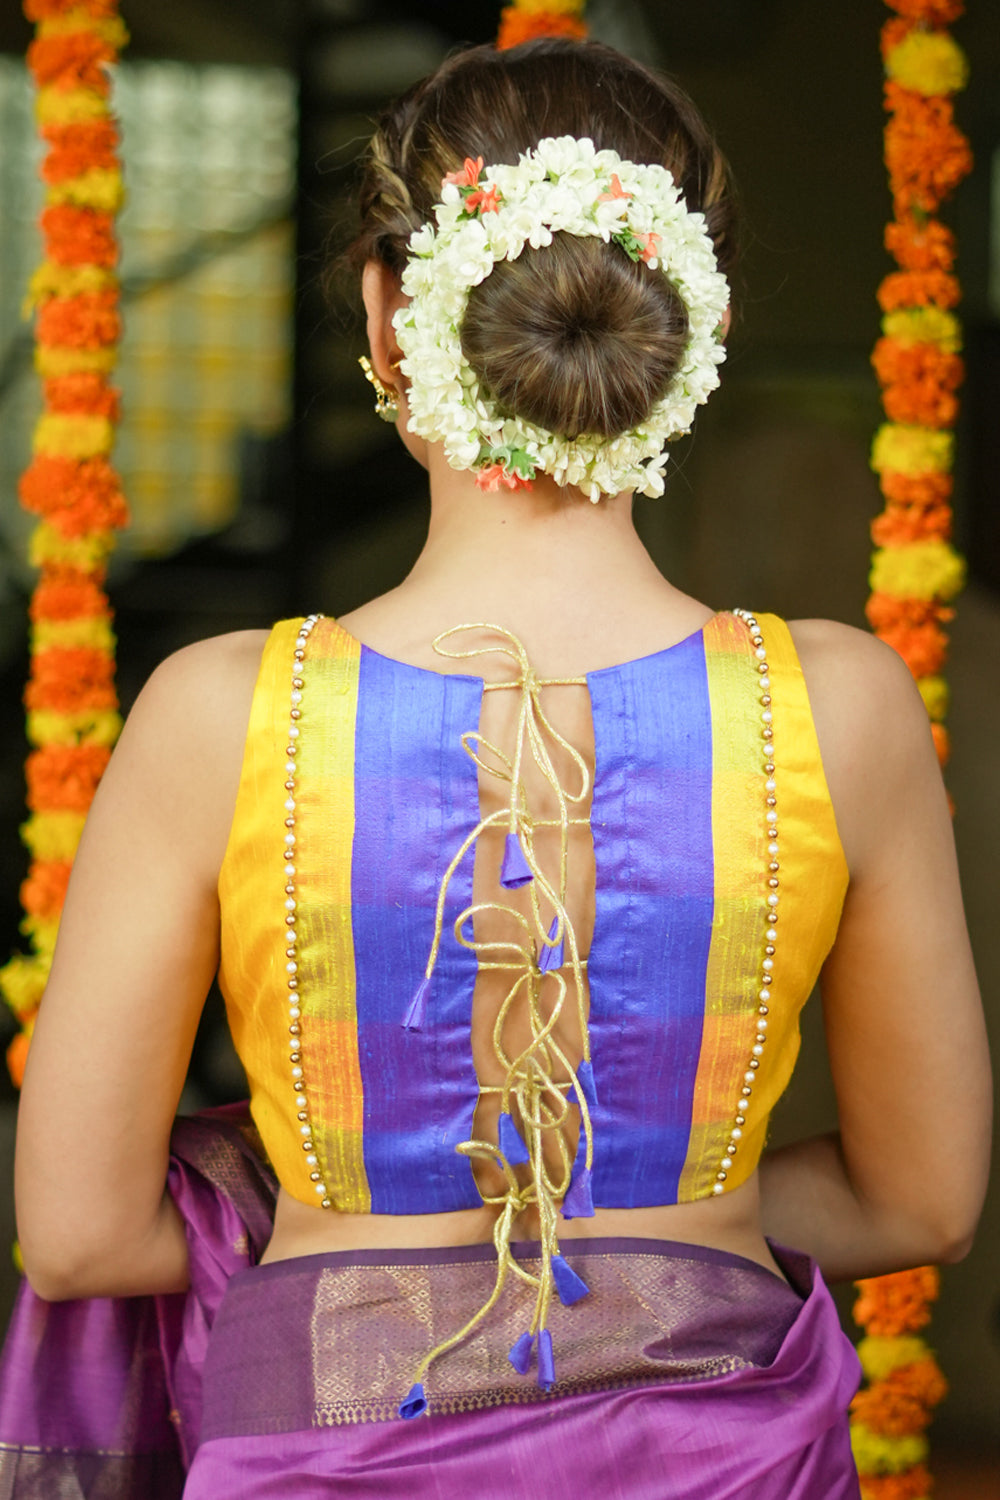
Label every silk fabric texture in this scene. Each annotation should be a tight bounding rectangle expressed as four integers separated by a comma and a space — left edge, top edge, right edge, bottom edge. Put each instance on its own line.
218, 612, 848, 1212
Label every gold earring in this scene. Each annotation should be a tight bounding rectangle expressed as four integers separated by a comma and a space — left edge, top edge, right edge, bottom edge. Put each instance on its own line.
358, 355, 399, 423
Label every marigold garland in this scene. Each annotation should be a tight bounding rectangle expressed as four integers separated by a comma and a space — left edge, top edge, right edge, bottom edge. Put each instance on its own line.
1, 0, 129, 1087
496, 0, 588, 50
855, 3, 970, 1488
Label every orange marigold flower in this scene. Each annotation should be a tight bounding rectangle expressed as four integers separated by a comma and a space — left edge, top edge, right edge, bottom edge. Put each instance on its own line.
6, 1031, 32, 1091
871, 617, 949, 677
41, 119, 120, 180
857, 1465, 934, 1500
854, 1267, 940, 1337
878, 470, 953, 508
30, 571, 112, 623
42, 372, 120, 419
880, 17, 914, 61
40, 205, 117, 268
36, 290, 120, 349
883, 381, 958, 428
26, 33, 117, 93
930, 721, 950, 766
872, 338, 963, 393
25, 0, 122, 17
25, 645, 118, 714
26, 743, 111, 813
871, 501, 953, 545
20, 860, 72, 921
865, 594, 954, 632
885, 216, 956, 272
877, 269, 960, 312
885, 0, 963, 21
884, 85, 973, 215
497, 12, 588, 48
19, 455, 129, 536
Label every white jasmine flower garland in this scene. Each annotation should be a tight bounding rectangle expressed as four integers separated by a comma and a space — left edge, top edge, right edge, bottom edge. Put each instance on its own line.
392, 136, 730, 502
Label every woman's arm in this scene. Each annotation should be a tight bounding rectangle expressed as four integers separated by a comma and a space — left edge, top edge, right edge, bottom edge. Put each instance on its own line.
758, 620, 991, 1280
14, 630, 267, 1300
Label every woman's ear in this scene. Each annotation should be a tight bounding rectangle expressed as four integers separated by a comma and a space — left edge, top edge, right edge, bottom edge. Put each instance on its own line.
361, 260, 406, 385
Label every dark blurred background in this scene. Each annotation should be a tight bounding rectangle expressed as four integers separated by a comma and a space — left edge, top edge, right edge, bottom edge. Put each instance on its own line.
0, 1, 997, 1484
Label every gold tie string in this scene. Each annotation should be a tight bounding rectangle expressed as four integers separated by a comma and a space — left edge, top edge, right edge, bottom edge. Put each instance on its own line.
400, 625, 596, 1412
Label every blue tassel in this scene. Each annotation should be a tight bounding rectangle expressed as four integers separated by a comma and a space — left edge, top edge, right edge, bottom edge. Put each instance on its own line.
500, 831, 533, 889
551, 1253, 589, 1306
562, 1165, 594, 1219
403, 977, 430, 1030
508, 1331, 534, 1374
498, 1111, 530, 1166
576, 1059, 598, 1107
398, 1382, 428, 1419
538, 916, 564, 973
537, 1329, 555, 1390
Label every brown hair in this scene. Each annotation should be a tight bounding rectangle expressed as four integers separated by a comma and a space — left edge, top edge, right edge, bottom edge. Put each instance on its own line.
350, 39, 737, 441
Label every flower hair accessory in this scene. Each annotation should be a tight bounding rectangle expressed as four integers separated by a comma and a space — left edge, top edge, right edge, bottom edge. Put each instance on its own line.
393, 136, 730, 502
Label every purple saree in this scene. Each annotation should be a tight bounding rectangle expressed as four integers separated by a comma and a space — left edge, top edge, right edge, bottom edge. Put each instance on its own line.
0, 1110, 861, 1499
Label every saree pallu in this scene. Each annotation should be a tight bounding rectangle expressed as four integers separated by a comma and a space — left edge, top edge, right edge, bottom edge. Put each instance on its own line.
0, 1107, 277, 1498
185, 1239, 861, 1500
0, 1108, 861, 1498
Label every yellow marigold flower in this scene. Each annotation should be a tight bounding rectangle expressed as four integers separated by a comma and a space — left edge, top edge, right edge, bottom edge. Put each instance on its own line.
0, 953, 50, 1019
36, 13, 129, 47
33, 412, 115, 461
35, 343, 118, 377
20, 811, 87, 864
858, 1336, 935, 1382
885, 31, 969, 96
917, 675, 949, 721
26, 708, 122, 749
32, 616, 117, 653
29, 521, 116, 570
850, 1425, 929, 1476
45, 167, 125, 215
869, 539, 966, 602
871, 424, 953, 477
882, 307, 962, 353
35, 85, 108, 126
19, 916, 60, 959
11, 1241, 24, 1276
508, 0, 586, 10
25, 262, 117, 312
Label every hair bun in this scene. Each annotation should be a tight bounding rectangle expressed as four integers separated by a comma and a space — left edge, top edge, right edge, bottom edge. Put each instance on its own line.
460, 233, 689, 440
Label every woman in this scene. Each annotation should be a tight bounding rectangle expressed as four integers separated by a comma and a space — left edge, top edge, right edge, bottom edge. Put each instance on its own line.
9, 37, 990, 1500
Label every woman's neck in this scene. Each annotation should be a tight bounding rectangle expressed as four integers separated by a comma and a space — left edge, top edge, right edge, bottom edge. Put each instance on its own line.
336, 456, 712, 675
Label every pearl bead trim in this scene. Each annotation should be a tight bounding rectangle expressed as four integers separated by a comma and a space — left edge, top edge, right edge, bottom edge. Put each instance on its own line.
712, 610, 779, 1197
281, 613, 333, 1210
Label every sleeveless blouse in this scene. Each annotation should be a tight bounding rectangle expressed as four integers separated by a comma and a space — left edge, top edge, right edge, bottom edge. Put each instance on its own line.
217, 612, 848, 1214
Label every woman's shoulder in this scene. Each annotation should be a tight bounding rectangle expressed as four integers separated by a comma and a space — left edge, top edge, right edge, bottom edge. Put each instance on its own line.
782, 616, 943, 875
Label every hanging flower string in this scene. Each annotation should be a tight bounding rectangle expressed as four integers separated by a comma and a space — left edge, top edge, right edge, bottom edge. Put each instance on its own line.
853, 2, 969, 1493
497, 0, 588, 51
1, 0, 129, 1087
